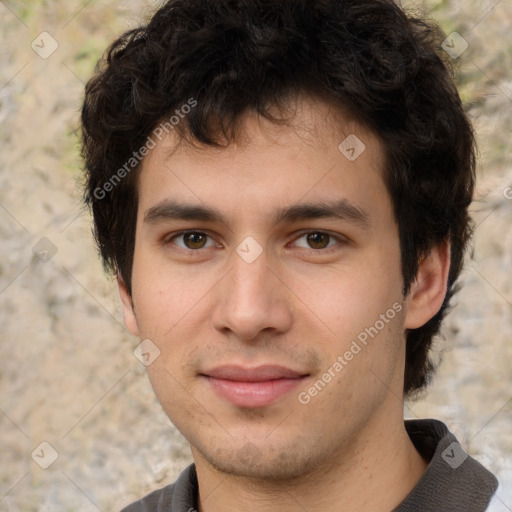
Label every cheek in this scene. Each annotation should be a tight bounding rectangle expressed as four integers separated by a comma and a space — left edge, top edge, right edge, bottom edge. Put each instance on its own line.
131, 259, 212, 337
308, 307, 404, 417
288, 258, 402, 348
145, 364, 208, 436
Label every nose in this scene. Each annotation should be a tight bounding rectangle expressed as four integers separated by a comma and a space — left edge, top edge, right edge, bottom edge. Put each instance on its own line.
211, 244, 293, 341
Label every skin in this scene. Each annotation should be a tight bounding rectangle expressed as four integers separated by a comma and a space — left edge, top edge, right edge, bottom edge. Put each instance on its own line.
118, 98, 450, 512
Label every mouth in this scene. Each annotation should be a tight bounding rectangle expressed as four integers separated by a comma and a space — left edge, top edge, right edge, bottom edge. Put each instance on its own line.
200, 365, 310, 408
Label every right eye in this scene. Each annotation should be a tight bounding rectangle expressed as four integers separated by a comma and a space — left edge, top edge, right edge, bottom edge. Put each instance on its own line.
167, 231, 217, 250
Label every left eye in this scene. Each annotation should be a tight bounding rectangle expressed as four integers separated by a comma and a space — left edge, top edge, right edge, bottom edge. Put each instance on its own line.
293, 232, 339, 250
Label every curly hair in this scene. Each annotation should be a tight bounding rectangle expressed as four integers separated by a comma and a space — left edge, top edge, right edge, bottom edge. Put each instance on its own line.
81, 0, 475, 397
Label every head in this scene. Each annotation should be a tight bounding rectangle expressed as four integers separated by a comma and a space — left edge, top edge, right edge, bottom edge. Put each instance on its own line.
81, 0, 474, 479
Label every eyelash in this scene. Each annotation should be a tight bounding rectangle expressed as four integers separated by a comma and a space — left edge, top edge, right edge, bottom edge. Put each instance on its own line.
164, 230, 347, 254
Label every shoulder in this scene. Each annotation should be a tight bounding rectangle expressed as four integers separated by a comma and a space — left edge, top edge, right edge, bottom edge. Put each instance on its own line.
119, 464, 197, 512
120, 484, 175, 512
396, 419, 498, 511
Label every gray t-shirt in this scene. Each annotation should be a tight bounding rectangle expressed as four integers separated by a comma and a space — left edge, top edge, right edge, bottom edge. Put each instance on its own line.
120, 419, 498, 511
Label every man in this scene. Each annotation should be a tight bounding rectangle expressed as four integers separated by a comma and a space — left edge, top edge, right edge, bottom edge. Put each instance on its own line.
81, 0, 498, 510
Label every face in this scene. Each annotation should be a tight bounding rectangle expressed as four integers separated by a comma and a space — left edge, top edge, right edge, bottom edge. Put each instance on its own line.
120, 99, 418, 480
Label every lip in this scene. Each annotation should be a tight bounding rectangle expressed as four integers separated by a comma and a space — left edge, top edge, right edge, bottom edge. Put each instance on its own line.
201, 365, 309, 408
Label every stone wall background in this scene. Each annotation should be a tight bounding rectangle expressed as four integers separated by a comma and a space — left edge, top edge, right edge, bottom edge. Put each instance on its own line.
0, 0, 510, 510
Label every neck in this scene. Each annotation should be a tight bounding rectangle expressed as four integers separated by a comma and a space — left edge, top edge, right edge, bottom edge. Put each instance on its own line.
194, 411, 427, 512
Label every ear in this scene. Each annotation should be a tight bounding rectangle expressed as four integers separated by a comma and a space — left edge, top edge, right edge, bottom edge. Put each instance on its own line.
404, 240, 451, 330
117, 273, 140, 337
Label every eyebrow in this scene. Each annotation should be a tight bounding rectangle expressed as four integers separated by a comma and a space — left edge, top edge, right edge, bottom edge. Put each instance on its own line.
143, 199, 370, 229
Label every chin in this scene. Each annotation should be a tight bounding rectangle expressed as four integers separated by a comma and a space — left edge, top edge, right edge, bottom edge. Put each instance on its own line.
199, 442, 323, 481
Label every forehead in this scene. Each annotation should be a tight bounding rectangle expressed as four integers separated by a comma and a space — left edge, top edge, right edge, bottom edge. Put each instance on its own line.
136, 98, 389, 224
161, 97, 383, 166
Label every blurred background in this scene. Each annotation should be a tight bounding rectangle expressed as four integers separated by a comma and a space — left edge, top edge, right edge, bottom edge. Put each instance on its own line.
0, 0, 511, 510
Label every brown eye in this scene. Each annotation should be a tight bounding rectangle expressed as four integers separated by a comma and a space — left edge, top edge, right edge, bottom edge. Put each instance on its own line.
292, 231, 342, 252
306, 232, 331, 249
183, 232, 208, 249
165, 231, 218, 252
